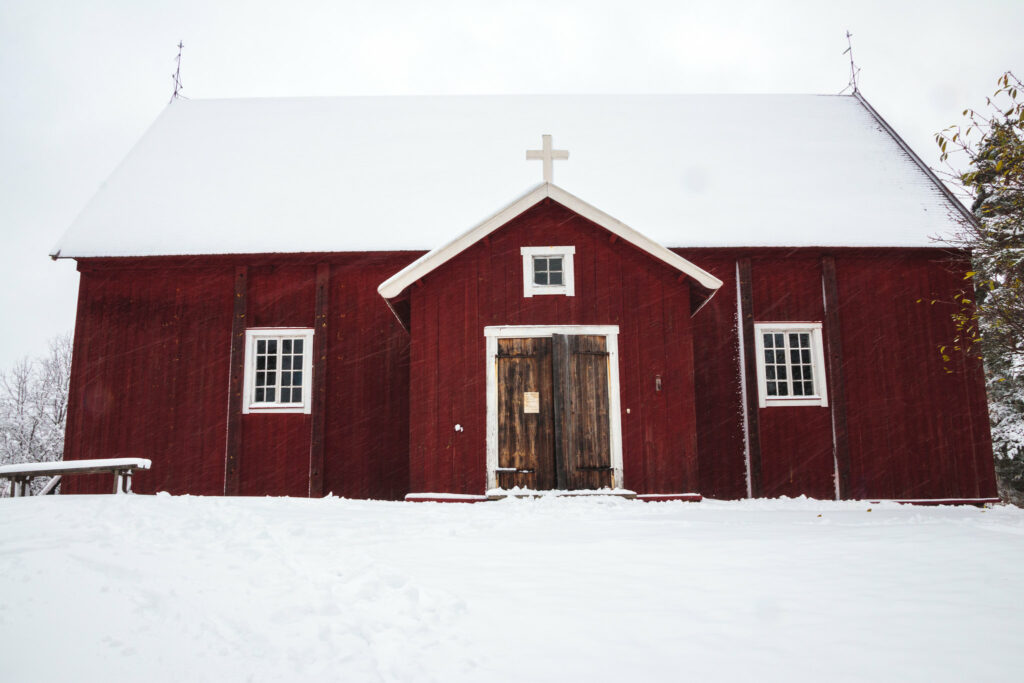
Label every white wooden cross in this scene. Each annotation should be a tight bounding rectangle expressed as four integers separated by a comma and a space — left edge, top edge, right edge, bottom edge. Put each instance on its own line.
526, 134, 569, 183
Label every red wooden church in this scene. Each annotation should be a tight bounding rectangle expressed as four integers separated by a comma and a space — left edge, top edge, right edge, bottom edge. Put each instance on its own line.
52, 93, 998, 502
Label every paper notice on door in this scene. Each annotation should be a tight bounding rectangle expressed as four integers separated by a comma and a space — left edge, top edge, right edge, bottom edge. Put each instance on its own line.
523, 392, 540, 413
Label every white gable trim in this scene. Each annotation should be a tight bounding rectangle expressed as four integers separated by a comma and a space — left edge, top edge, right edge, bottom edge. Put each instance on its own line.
377, 182, 723, 299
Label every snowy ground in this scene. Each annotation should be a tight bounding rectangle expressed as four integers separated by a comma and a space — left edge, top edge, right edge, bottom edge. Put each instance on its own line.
1, 496, 1021, 682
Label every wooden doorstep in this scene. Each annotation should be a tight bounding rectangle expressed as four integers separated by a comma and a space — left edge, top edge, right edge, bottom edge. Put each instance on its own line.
637, 493, 704, 503
406, 490, 708, 503
486, 489, 638, 501
404, 493, 489, 503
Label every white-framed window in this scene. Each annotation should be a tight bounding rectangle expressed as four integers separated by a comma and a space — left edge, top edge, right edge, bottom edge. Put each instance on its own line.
521, 246, 575, 297
753, 323, 828, 408
242, 328, 314, 414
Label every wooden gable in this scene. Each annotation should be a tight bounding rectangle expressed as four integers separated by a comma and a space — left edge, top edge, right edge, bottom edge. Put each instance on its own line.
403, 198, 705, 496
378, 182, 723, 328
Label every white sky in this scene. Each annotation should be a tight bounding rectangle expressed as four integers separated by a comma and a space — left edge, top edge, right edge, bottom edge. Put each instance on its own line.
1, 0, 1021, 368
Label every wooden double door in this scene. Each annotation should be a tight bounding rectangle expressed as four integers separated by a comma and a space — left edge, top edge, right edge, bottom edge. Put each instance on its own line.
496, 334, 613, 490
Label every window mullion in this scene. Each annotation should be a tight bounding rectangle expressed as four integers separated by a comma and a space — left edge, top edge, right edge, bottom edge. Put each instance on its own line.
275, 342, 284, 402
783, 334, 793, 396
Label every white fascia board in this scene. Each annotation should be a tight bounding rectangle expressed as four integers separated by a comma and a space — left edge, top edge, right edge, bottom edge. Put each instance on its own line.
378, 183, 548, 299
546, 184, 723, 291
377, 182, 723, 299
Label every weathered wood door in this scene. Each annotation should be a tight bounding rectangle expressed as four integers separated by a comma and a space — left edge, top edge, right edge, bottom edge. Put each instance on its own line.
556, 335, 613, 490
496, 337, 557, 489
496, 334, 613, 490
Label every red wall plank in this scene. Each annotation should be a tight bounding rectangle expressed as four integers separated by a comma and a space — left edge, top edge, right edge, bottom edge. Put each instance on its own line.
239, 265, 315, 496
320, 256, 412, 500
64, 266, 234, 495
683, 254, 748, 499
749, 256, 835, 499
224, 266, 247, 495
834, 253, 997, 499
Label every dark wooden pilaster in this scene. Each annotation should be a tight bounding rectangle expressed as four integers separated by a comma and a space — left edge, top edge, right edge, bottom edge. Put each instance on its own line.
821, 256, 852, 499
224, 266, 247, 495
308, 263, 330, 498
737, 258, 763, 498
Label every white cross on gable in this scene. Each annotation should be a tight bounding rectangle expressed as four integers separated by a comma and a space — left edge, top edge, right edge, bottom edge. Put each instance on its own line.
526, 134, 569, 183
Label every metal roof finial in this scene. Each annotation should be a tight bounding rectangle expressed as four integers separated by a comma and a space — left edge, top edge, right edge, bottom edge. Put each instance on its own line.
842, 30, 861, 94
170, 41, 185, 103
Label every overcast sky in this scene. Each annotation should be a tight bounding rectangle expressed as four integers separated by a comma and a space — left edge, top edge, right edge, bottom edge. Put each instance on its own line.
1, 0, 1021, 368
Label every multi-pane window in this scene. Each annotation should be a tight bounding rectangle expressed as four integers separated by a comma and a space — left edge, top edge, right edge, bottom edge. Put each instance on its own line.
243, 329, 314, 413
253, 337, 305, 404
521, 246, 575, 297
753, 323, 828, 408
762, 331, 814, 397
533, 256, 563, 286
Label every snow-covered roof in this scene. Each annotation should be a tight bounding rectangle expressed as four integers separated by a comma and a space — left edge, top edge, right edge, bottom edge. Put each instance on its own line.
52, 94, 968, 258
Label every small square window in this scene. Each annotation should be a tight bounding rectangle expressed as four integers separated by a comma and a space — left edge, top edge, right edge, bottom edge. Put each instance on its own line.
753, 323, 828, 408
533, 255, 564, 286
521, 247, 575, 297
242, 328, 314, 414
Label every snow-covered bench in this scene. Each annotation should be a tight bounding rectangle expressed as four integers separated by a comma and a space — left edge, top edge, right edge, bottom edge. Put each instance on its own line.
0, 458, 152, 497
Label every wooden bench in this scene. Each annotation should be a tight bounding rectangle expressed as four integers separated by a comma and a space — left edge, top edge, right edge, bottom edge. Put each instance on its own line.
0, 458, 152, 497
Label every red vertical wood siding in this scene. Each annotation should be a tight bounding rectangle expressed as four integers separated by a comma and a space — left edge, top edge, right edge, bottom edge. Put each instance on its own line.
63, 254, 415, 499
683, 247, 997, 501
322, 256, 412, 500
750, 256, 835, 499
407, 199, 699, 495
833, 253, 997, 499
62, 239, 996, 501
239, 265, 315, 496
224, 266, 247, 495
63, 264, 234, 495
684, 254, 748, 500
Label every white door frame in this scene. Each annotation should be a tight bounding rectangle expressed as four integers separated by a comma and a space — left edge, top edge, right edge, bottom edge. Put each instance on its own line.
484, 325, 623, 491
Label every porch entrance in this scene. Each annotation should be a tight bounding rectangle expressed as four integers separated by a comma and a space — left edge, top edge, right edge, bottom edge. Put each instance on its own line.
494, 334, 614, 490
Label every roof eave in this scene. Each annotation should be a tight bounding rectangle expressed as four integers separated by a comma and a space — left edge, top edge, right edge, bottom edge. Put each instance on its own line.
852, 90, 979, 231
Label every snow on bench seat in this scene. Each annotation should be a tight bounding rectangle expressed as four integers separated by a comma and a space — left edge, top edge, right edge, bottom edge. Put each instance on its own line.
1, 458, 151, 497
0, 458, 152, 478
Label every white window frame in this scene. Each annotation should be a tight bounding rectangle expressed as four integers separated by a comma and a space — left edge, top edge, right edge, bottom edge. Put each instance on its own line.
242, 328, 315, 414
753, 322, 828, 408
521, 246, 575, 297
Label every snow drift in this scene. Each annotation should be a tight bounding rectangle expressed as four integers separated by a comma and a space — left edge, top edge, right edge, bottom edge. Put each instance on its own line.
1, 495, 1020, 682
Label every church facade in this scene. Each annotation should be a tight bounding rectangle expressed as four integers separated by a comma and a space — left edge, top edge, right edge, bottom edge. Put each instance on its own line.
53, 93, 999, 502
